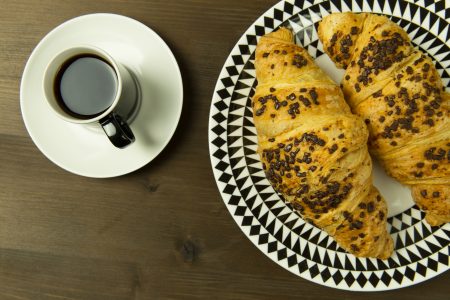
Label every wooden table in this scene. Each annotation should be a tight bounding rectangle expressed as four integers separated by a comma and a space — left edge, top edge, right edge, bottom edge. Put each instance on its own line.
0, 0, 448, 299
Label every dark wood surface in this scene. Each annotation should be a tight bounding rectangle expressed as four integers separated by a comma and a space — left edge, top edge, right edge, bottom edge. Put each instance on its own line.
0, 0, 448, 299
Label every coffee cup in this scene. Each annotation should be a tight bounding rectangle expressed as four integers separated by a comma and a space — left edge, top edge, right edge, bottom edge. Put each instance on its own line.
43, 45, 137, 148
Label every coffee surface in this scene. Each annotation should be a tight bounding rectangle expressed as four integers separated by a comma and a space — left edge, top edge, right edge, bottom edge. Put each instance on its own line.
57, 56, 118, 117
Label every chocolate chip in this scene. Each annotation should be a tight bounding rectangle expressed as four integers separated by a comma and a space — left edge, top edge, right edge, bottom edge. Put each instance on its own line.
299, 95, 311, 107
309, 89, 319, 104
296, 184, 310, 196
343, 211, 351, 219
309, 166, 317, 172
373, 90, 383, 98
416, 162, 425, 168
424, 147, 446, 161
351, 221, 363, 230
414, 172, 423, 178
288, 93, 296, 100
296, 172, 307, 178
258, 97, 267, 104
270, 87, 276, 92
351, 26, 359, 35
263, 52, 269, 58
255, 105, 266, 116
425, 118, 435, 127
432, 191, 440, 198
350, 244, 360, 252
430, 100, 440, 109
328, 144, 338, 154
292, 54, 308, 68
330, 33, 338, 43
367, 202, 375, 213
420, 190, 427, 197
431, 164, 438, 170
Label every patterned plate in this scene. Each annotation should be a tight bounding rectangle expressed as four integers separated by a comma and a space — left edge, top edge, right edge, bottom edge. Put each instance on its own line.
209, 0, 449, 291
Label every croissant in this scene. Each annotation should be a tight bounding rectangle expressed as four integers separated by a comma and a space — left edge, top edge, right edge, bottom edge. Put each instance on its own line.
252, 28, 393, 259
318, 13, 450, 226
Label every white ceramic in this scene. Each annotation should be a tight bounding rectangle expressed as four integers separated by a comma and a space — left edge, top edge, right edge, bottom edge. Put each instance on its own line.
20, 13, 183, 178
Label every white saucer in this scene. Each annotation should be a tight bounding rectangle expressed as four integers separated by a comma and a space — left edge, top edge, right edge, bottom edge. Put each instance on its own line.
20, 13, 183, 178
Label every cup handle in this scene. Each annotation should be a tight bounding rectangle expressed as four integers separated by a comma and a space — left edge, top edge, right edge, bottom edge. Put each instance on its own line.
100, 112, 135, 148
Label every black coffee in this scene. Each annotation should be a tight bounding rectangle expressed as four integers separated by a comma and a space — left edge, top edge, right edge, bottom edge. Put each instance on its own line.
54, 54, 118, 118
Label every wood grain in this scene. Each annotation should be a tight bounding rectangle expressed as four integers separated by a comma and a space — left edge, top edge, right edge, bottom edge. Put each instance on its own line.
0, 0, 449, 299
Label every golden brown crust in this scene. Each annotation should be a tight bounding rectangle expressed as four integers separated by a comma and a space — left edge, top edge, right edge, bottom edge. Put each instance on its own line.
317, 12, 367, 69
412, 185, 450, 226
333, 187, 393, 259
318, 13, 450, 226
253, 27, 393, 259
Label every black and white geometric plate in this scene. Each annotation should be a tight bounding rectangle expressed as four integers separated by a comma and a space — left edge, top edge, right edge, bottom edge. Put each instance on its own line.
209, 0, 449, 291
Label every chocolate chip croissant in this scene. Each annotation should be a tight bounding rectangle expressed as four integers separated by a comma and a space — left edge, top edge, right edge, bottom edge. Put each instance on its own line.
318, 12, 450, 226
252, 27, 393, 259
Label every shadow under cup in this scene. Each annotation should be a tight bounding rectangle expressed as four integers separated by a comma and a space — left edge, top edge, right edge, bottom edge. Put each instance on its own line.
43, 46, 139, 148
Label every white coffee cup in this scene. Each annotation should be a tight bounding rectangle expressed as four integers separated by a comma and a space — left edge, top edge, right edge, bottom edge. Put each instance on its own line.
43, 45, 138, 148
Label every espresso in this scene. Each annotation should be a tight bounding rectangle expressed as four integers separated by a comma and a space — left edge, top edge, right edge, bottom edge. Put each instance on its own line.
54, 55, 118, 118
